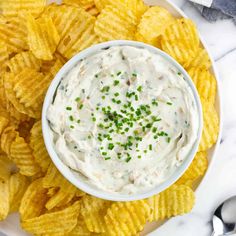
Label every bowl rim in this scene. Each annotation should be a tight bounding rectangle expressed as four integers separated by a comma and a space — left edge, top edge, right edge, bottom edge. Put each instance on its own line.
42, 40, 203, 201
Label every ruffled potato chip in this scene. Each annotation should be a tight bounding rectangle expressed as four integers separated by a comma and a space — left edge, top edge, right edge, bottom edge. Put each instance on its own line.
1, 125, 18, 156
57, 12, 98, 59
21, 201, 80, 235
0, 116, 9, 135
104, 200, 150, 235
0, 40, 9, 69
148, 185, 195, 221
10, 134, 41, 176
30, 121, 51, 172
95, 0, 147, 17
45, 185, 77, 211
63, 0, 95, 10
4, 69, 52, 118
19, 178, 48, 220
136, 6, 174, 46
94, 4, 137, 42
188, 67, 217, 105
0, 16, 28, 54
199, 100, 219, 151
0, 179, 10, 221
184, 48, 212, 69
81, 195, 111, 233
161, 18, 200, 65
176, 152, 208, 186
6, 51, 41, 74
9, 173, 29, 212
68, 216, 92, 236
27, 14, 60, 60
0, 154, 13, 182
0, 0, 46, 17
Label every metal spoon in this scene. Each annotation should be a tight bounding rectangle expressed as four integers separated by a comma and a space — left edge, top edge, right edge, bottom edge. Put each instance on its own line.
212, 196, 236, 236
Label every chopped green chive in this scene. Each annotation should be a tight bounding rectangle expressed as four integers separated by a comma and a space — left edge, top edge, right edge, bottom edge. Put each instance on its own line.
137, 155, 142, 159
66, 106, 72, 111
108, 143, 114, 150
95, 74, 99, 78
69, 115, 74, 121
126, 156, 131, 162
167, 137, 171, 143
137, 86, 142, 92
102, 152, 107, 156
167, 102, 172, 105
117, 71, 121, 76
149, 144, 152, 151
114, 80, 119, 86
70, 125, 74, 129
114, 92, 119, 97
79, 104, 83, 109
132, 72, 137, 77
77, 119, 80, 124
75, 97, 80, 102
105, 157, 111, 160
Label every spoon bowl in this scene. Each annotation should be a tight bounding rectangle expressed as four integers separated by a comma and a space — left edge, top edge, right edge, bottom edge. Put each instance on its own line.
212, 196, 236, 236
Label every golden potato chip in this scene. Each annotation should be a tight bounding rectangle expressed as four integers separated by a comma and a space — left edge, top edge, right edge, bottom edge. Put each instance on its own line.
63, 0, 95, 10
0, 16, 28, 54
0, 0, 46, 17
1, 125, 18, 155
57, 14, 98, 59
148, 185, 195, 221
199, 100, 219, 151
4, 69, 52, 118
136, 6, 174, 46
30, 121, 51, 172
0, 40, 9, 68
10, 134, 41, 176
47, 59, 64, 77
184, 48, 211, 69
6, 51, 41, 74
81, 195, 111, 233
9, 172, 29, 212
45, 185, 77, 210
94, 4, 137, 42
21, 201, 80, 235
176, 151, 208, 185
0, 154, 13, 182
87, 6, 99, 16
68, 216, 92, 236
19, 178, 48, 220
0, 116, 9, 135
43, 163, 74, 190
95, 0, 147, 17
0, 179, 10, 221
94, 0, 112, 11
104, 200, 150, 235
161, 18, 200, 65
47, 187, 58, 197
27, 14, 60, 60
188, 67, 217, 104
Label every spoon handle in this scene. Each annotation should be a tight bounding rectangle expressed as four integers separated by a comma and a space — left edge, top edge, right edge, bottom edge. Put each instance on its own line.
211, 231, 219, 236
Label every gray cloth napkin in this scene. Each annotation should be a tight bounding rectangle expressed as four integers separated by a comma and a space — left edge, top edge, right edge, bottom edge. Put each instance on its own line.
190, 0, 236, 24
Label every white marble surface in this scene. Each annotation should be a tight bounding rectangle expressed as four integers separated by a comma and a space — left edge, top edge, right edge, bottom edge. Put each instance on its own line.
150, 0, 236, 235
1, 1, 236, 236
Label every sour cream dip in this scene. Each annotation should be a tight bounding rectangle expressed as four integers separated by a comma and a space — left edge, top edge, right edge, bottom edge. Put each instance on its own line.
47, 45, 199, 194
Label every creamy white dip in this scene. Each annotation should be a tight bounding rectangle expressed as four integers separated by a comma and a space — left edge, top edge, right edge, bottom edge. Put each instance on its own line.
47, 46, 199, 194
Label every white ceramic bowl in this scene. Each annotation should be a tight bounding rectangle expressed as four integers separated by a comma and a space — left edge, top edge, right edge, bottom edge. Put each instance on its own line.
42, 40, 203, 202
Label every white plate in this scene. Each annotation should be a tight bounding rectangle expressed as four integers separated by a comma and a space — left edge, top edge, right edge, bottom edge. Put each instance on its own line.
0, 0, 222, 235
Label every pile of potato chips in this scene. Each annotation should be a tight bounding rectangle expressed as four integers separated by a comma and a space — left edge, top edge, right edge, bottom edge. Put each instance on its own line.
0, 0, 219, 235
